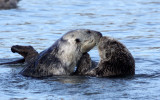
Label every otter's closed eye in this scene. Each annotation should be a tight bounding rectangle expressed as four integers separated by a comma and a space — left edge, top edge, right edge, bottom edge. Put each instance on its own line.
87, 30, 91, 34
75, 38, 81, 43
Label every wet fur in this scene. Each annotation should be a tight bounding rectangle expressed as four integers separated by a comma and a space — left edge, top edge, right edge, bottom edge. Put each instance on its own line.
73, 53, 92, 75
0, 0, 20, 9
76, 36, 135, 77
3, 29, 102, 77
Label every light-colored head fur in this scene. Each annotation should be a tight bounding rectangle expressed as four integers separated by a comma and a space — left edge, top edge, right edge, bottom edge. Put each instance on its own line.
19, 29, 102, 77
56, 29, 102, 74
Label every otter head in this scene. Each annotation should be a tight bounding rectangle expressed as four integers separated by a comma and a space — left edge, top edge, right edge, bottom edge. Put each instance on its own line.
11, 45, 38, 59
62, 29, 102, 53
98, 36, 117, 61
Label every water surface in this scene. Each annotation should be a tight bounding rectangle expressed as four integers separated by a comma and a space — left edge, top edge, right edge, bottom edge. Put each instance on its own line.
0, 0, 160, 99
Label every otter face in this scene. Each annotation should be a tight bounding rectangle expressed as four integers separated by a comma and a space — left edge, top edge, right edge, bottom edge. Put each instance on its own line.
98, 37, 116, 60
62, 29, 102, 53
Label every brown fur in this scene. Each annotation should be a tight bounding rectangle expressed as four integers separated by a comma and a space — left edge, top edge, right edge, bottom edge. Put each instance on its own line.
11, 45, 38, 63
0, 0, 20, 9
76, 36, 135, 77
1, 29, 102, 77
73, 53, 92, 75
86, 36, 135, 77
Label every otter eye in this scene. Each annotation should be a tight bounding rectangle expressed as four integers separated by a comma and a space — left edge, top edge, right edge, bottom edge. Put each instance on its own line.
87, 30, 91, 34
75, 38, 81, 43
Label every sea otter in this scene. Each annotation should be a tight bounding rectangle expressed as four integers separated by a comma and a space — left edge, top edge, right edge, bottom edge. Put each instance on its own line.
75, 36, 135, 77
0, 0, 20, 9
0, 29, 102, 77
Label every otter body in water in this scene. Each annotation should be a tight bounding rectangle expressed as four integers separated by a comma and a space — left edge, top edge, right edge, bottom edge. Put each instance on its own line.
1, 29, 102, 77
0, 0, 20, 9
75, 36, 135, 77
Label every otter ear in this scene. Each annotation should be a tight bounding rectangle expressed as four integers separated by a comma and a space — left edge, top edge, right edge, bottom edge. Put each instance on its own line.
75, 38, 81, 43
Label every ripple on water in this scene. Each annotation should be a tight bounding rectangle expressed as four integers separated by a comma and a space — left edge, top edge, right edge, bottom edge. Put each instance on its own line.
0, 0, 160, 99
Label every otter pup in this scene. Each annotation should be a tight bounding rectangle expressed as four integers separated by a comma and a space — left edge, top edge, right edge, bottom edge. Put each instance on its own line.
76, 36, 135, 77
0, 0, 20, 9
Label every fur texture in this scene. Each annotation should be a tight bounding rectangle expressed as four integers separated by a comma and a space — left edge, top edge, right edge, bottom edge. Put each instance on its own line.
76, 36, 135, 77
0, 0, 20, 9
6, 29, 102, 77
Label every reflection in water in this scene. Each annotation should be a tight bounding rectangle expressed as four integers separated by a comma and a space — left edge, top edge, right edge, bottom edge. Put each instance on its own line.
48, 76, 88, 84
0, 0, 160, 99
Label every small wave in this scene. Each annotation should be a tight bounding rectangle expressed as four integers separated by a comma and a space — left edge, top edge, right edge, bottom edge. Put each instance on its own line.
135, 73, 160, 78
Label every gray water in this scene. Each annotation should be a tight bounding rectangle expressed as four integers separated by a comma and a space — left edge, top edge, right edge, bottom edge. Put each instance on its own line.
0, 0, 160, 99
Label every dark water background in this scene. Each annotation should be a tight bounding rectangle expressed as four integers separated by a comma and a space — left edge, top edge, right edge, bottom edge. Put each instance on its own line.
0, 0, 160, 99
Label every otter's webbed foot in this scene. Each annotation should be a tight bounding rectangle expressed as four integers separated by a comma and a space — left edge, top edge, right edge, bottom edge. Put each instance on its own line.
73, 53, 98, 76
0, 45, 38, 65
11, 45, 38, 59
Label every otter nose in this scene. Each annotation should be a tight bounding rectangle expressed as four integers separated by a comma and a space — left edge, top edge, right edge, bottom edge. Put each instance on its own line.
95, 31, 102, 37
92, 31, 102, 45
